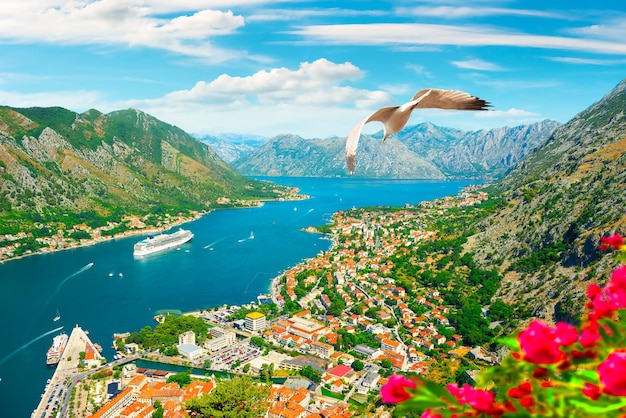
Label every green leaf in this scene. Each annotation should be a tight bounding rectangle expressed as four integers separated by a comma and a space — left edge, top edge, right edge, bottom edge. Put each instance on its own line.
421, 378, 457, 403
498, 336, 521, 350
569, 397, 626, 414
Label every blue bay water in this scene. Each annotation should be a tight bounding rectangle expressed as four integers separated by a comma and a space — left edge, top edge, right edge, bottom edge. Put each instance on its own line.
0, 177, 476, 416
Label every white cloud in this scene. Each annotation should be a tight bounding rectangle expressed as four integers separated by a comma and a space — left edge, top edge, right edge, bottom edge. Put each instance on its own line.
548, 56, 626, 66
153, 58, 388, 108
0, 1, 248, 61
293, 23, 626, 55
0, 88, 103, 110
397, 6, 563, 19
246, 7, 384, 22
451, 59, 503, 71
117, 58, 396, 136
476, 108, 540, 119
405, 64, 433, 79
565, 17, 626, 42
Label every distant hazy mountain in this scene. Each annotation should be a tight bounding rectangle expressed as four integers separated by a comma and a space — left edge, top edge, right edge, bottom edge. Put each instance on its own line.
400, 120, 562, 179
197, 133, 266, 163
231, 120, 560, 179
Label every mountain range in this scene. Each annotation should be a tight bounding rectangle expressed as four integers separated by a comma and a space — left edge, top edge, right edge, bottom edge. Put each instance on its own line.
202, 120, 560, 179
1, 76, 625, 328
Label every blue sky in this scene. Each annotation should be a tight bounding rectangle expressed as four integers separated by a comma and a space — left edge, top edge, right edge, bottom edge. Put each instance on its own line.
1, 1, 625, 139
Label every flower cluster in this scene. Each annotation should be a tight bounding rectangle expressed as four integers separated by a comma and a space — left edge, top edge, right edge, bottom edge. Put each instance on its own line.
381, 233, 626, 417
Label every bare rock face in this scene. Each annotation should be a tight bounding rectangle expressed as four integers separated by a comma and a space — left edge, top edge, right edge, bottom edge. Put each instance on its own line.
232, 120, 559, 179
465, 78, 626, 323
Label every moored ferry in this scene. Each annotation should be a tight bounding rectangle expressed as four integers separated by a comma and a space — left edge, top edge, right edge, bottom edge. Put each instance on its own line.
46, 333, 68, 366
133, 229, 194, 256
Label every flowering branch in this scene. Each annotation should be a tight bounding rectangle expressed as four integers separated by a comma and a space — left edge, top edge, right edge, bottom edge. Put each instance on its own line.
381, 233, 626, 417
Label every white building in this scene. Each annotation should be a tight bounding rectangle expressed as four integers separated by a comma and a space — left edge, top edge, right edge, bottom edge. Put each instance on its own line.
177, 343, 204, 361
179, 330, 196, 345
245, 312, 267, 332
204, 331, 237, 352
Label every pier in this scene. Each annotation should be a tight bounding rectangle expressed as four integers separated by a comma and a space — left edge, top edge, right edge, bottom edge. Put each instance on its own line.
32, 325, 104, 418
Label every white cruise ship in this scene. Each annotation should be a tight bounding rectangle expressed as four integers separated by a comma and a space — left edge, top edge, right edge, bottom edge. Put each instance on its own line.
133, 229, 194, 256
46, 333, 68, 366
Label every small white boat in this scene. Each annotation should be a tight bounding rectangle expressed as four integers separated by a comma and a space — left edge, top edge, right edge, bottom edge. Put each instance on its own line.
53, 309, 60, 322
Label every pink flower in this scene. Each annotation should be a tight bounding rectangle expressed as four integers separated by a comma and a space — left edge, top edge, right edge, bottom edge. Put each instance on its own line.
611, 266, 626, 287
508, 382, 532, 399
588, 291, 618, 320
446, 383, 496, 413
580, 320, 601, 348
421, 409, 443, 418
380, 374, 417, 404
598, 351, 626, 396
587, 283, 602, 300
606, 267, 626, 309
518, 320, 577, 364
582, 383, 602, 400
554, 322, 578, 345
586, 267, 626, 321
600, 234, 624, 251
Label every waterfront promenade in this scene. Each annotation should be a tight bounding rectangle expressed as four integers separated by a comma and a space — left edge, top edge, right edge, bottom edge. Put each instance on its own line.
32, 325, 103, 418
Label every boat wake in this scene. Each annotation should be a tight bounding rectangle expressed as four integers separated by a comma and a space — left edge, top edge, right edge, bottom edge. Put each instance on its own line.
288, 208, 314, 224
238, 232, 255, 243
30, 263, 96, 329
0, 326, 64, 366
51, 262, 94, 299
203, 238, 225, 249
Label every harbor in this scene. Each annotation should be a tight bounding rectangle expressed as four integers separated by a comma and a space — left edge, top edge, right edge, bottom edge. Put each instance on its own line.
0, 177, 475, 417
32, 326, 104, 418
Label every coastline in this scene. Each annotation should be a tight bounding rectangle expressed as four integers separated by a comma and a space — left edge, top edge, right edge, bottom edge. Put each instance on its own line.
268, 229, 338, 305
0, 211, 207, 265
2, 178, 480, 418
0, 191, 313, 265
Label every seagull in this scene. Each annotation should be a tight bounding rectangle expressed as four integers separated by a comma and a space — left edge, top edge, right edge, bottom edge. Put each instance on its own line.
345, 88, 491, 173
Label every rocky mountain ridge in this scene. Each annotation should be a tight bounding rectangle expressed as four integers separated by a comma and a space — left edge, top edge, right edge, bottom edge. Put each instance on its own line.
465, 78, 626, 323
198, 133, 266, 163
230, 120, 560, 179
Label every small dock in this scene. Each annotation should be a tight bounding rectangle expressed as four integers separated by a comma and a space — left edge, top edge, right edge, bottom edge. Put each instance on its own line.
32, 325, 104, 418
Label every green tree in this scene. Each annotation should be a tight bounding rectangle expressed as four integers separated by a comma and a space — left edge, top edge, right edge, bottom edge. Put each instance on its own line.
299, 366, 322, 383
167, 371, 191, 387
163, 346, 179, 356
185, 376, 271, 418
351, 359, 365, 371
152, 400, 164, 418
489, 299, 513, 321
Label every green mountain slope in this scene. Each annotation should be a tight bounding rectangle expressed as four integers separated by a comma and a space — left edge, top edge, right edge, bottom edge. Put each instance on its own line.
466, 79, 626, 323
0, 106, 293, 239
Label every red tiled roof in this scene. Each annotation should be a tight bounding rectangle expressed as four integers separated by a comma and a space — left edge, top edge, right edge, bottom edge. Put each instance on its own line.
327, 364, 352, 378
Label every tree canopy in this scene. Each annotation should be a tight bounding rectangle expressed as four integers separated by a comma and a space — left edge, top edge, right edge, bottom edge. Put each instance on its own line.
185, 376, 271, 418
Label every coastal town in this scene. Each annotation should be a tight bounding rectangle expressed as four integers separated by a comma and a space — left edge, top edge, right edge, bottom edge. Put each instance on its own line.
35, 186, 504, 418
0, 185, 306, 262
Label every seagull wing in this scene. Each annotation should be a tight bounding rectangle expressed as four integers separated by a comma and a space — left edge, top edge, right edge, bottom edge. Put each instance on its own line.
411, 88, 491, 110
345, 89, 490, 173
345, 106, 400, 174
364, 106, 405, 137
345, 116, 369, 174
